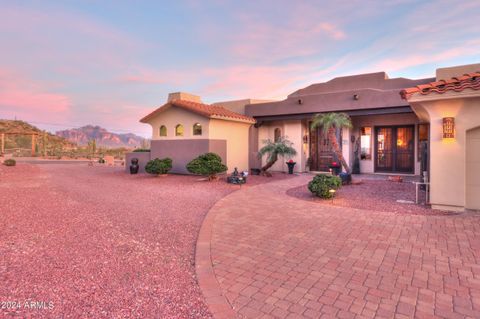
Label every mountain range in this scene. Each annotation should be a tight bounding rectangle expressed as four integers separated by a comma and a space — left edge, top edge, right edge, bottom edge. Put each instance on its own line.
56, 125, 146, 148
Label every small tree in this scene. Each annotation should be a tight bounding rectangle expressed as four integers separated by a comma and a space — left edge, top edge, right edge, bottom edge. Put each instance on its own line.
311, 112, 352, 174
186, 152, 227, 181
145, 158, 172, 175
258, 137, 297, 176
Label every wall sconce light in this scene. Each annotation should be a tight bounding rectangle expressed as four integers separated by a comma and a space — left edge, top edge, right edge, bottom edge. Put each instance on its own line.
303, 134, 308, 144
353, 94, 359, 100
298, 99, 303, 105
442, 117, 455, 138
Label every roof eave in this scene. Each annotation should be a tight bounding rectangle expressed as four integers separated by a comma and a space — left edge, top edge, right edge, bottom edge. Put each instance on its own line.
210, 115, 256, 124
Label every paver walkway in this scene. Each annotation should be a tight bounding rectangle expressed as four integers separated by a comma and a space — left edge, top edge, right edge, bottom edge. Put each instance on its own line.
207, 175, 480, 318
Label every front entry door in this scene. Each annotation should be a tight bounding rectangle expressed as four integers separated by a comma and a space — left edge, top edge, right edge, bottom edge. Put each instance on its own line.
309, 124, 334, 171
375, 126, 414, 173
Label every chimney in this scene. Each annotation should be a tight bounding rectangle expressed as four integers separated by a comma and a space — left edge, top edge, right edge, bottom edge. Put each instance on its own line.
167, 92, 202, 103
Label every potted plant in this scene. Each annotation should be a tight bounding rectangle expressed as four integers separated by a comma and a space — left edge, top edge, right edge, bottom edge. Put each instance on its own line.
286, 159, 296, 174
329, 161, 341, 175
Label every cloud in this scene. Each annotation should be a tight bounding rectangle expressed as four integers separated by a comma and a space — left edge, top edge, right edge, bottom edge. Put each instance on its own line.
0, 68, 71, 122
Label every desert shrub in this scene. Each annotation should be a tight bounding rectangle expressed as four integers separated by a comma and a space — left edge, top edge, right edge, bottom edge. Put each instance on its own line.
133, 148, 150, 152
3, 159, 16, 166
308, 174, 342, 199
145, 157, 172, 175
186, 153, 227, 180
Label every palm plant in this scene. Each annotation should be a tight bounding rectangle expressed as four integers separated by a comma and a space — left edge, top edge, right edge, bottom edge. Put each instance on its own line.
311, 112, 352, 174
258, 137, 297, 176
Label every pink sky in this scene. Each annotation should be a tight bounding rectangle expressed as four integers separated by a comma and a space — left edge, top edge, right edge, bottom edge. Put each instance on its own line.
0, 1, 479, 137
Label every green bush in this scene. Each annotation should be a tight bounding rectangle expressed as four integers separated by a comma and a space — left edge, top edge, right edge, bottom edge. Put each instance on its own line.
186, 153, 227, 180
145, 157, 172, 175
308, 174, 341, 199
3, 159, 16, 166
133, 149, 150, 152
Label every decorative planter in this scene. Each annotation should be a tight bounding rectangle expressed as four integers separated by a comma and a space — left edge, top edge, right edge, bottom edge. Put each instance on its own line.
329, 164, 341, 175
286, 161, 296, 174
130, 158, 139, 174
339, 172, 352, 185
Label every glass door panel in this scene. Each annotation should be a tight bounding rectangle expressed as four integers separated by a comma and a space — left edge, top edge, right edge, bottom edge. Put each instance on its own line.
395, 127, 414, 172
376, 127, 393, 171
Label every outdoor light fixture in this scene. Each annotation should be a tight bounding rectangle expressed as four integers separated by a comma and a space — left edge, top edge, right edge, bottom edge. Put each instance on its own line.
329, 189, 336, 203
303, 134, 308, 144
353, 94, 359, 100
442, 117, 455, 138
298, 99, 303, 105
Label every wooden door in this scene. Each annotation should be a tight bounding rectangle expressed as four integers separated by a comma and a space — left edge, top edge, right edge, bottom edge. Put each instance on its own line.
309, 124, 334, 171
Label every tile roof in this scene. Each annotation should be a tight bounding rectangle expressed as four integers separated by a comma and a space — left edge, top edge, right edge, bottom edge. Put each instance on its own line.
400, 72, 480, 99
140, 99, 256, 123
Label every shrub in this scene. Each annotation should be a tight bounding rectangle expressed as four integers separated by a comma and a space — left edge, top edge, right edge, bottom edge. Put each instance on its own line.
308, 174, 341, 199
145, 157, 172, 175
133, 149, 150, 152
186, 153, 227, 180
98, 158, 105, 164
3, 159, 16, 166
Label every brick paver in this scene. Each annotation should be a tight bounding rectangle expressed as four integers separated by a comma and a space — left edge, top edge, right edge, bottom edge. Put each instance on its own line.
206, 175, 480, 318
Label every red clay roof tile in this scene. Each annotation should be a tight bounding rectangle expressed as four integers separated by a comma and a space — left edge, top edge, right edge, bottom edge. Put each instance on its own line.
140, 99, 256, 123
400, 71, 480, 99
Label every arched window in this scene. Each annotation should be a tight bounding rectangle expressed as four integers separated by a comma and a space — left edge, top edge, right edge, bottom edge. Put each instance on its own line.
175, 124, 184, 136
193, 123, 202, 136
159, 125, 167, 137
274, 128, 281, 142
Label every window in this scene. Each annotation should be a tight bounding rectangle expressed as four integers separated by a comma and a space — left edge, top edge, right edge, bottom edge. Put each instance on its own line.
193, 123, 202, 136
175, 124, 184, 136
274, 128, 281, 142
159, 125, 167, 137
360, 127, 372, 160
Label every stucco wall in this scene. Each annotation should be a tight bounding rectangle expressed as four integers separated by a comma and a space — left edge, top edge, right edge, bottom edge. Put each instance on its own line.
125, 151, 151, 174
257, 120, 305, 173
466, 127, 480, 210
409, 93, 480, 211
248, 126, 261, 170
146, 107, 210, 140
351, 113, 421, 174
208, 119, 251, 172
150, 139, 227, 174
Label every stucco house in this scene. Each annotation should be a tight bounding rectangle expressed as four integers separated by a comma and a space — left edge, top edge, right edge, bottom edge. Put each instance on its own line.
130, 92, 256, 174
131, 63, 479, 212
400, 64, 480, 211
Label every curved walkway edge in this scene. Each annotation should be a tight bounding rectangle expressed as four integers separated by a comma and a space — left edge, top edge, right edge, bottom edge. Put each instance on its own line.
197, 174, 480, 319
196, 194, 239, 319
195, 175, 309, 318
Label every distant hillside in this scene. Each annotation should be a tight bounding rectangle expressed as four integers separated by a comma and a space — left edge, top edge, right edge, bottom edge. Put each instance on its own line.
0, 120, 76, 156
56, 125, 146, 148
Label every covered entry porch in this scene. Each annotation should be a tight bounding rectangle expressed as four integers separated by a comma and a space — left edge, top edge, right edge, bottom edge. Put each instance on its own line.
349, 110, 426, 176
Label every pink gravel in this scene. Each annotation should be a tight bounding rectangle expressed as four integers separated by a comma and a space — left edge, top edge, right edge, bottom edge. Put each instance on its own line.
286, 178, 453, 215
0, 164, 288, 318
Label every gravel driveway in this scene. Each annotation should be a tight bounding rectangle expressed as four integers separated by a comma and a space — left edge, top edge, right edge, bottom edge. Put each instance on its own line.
0, 164, 284, 318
